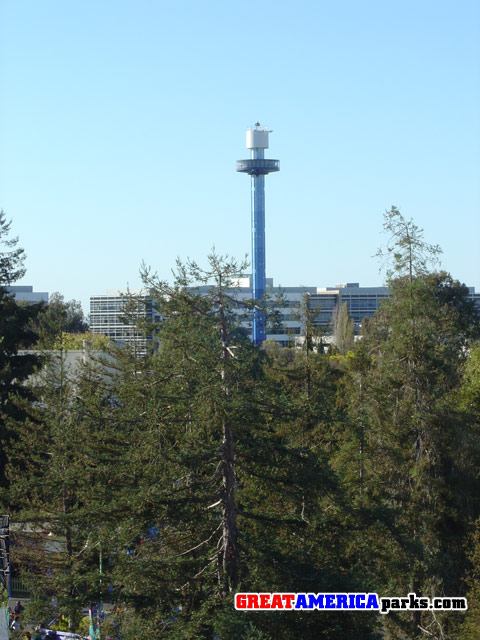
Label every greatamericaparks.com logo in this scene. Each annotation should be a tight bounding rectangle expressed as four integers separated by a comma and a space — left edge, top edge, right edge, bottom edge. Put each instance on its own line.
235, 592, 468, 614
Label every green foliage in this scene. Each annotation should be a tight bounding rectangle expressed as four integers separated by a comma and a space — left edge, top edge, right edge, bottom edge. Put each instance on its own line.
3, 213, 479, 639
52, 331, 111, 350
0, 211, 26, 285
0, 216, 42, 492
336, 214, 479, 639
458, 347, 480, 639
460, 343, 480, 415
333, 301, 354, 354
375, 206, 442, 282
57, 253, 374, 638
7, 348, 121, 631
34, 292, 88, 348
459, 518, 480, 639
264, 289, 288, 336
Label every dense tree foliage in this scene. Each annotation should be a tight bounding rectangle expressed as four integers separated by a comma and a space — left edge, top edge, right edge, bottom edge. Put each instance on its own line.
0, 211, 26, 285
0, 214, 42, 491
339, 272, 479, 639
333, 301, 355, 354
34, 292, 89, 348
4, 210, 479, 640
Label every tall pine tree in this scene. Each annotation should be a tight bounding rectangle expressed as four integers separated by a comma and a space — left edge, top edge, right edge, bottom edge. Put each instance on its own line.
340, 208, 479, 639
0, 212, 42, 494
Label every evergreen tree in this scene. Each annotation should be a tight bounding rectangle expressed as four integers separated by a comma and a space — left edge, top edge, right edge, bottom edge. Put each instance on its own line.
11, 214, 478, 640
333, 302, 355, 354
458, 344, 480, 639
102, 254, 376, 639
460, 518, 480, 640
34, 292, 88, 349
7, 346, 121, 632
90, 254, 261, 637
0, 211, 26, 285
339, 209, 479, 639
375, 205, 442, 282
0, 213, 42, 492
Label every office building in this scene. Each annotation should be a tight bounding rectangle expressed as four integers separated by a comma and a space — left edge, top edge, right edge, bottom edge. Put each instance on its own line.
310, 283, 390, 332
90, 282, 480, 350
7, 285, 48, 303
90, 290, 159, 351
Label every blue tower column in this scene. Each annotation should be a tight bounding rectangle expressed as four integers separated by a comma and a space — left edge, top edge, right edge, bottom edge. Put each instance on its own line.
251, 148, 266, 343
237, 123, 279, 345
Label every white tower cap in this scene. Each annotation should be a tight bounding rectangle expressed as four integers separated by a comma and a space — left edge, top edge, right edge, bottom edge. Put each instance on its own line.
246, 122, 270, 150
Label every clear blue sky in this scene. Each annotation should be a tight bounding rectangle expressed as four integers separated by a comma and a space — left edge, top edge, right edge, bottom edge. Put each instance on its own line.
1, 0, 479, 315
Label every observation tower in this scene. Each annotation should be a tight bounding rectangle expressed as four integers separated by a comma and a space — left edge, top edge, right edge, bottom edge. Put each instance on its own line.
236, 123, 279, 345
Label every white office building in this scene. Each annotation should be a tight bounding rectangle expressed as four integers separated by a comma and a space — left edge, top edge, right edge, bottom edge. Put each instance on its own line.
90, 282, 480, 350
89, 290, 160, 351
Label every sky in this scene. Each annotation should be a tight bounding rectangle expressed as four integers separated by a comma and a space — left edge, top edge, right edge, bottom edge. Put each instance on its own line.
1, 0, 479, 315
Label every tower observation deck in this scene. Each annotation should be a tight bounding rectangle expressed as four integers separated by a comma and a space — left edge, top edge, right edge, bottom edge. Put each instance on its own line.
236, 123, 279, 345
